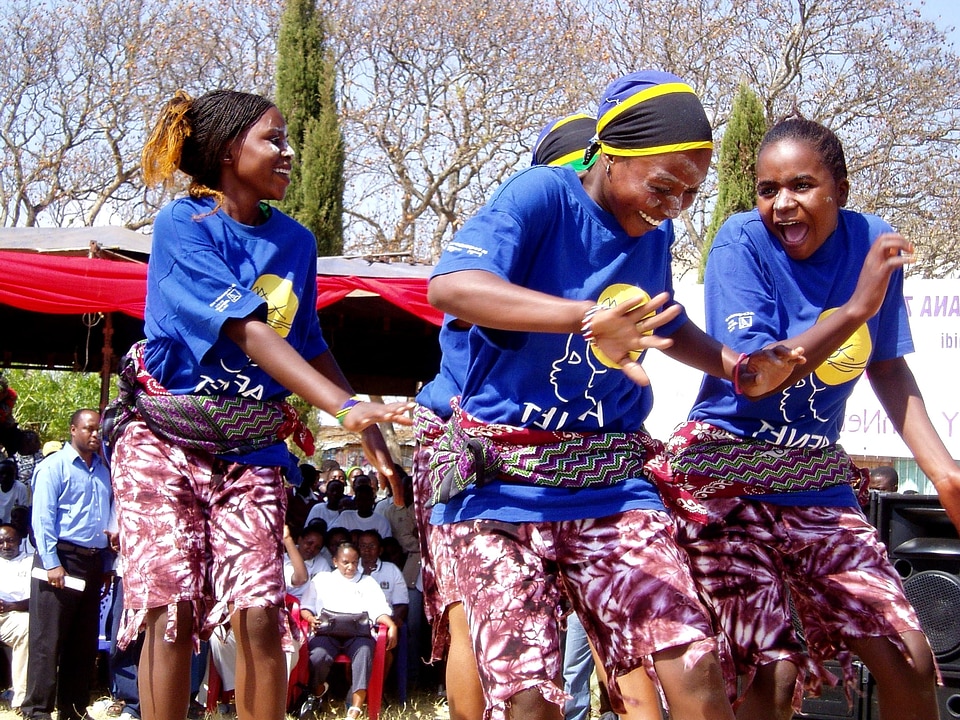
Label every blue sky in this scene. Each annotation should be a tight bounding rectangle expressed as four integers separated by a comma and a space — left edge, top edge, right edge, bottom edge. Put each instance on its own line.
913, 0, 960, 44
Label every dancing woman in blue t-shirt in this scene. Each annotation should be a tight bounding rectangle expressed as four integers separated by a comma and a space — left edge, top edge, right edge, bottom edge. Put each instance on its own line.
661, 118, 956, 720
427, 71, 803, 720
107, 90, 410, 720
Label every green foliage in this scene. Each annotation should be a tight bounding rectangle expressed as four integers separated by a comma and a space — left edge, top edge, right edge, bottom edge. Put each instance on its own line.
286, 392, 321, 464
699, 83, 767, 281
1, 369, 107, 443
275, 0, 346, 256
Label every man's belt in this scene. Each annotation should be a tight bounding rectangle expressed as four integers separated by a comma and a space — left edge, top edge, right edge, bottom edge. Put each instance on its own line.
56, 540, 103, 557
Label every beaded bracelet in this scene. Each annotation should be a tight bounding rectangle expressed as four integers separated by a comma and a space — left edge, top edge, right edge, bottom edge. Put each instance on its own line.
335, 395, 364, 425
732, 353, 749, 395
581, 304, 604, 346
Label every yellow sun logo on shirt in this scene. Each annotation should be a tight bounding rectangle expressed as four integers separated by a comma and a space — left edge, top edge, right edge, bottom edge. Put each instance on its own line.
813, 307, 872, 385
253, 274, 298, 338
589, 283, 655, 369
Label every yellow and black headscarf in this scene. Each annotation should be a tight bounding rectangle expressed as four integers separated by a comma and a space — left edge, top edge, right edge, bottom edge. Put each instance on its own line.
531, 113, 598, 171
584, 70, 713, 165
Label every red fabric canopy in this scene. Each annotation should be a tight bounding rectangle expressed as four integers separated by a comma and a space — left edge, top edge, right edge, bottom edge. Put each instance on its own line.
0, 251, 442, 325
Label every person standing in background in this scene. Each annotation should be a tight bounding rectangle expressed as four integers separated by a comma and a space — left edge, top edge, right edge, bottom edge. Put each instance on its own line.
14, 430, 43, 492
0, 459, 28, 524
21, 408, 111, 720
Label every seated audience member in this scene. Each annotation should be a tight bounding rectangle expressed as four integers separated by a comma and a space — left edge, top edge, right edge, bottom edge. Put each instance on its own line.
0, 460, 28, 524
346, 466, 364, 489
285, 523, 331, 600
286, 463, 321, 538
298, 542, 397, 720
358, 530, 410, 689
358, 531, 409, 625
368, 470, 390, 503
350, 472, 373, 493
379, 536, 406, 571
304, 478, 347, 531
324, 527, 351, 569
0, 523, 31, 714
315, 460, 341, 498
337, 485, 392, 539
8, 506, 34, 555
338, 467, 368, 509
869, 465, 899, 493
376, 470, 420, 590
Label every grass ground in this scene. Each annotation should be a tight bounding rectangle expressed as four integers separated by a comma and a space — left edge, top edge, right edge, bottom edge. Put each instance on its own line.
0, 687, 452, 720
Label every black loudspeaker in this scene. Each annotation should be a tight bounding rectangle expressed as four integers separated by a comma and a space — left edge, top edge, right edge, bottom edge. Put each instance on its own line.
795, 660, 866, 719
934, 672, 960, 719
871, 493, 960, 672
860, 668, 960, 719
793, 494, 960, 720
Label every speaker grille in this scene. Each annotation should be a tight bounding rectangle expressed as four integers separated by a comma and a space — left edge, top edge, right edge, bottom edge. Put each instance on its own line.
903, 570, 960, 659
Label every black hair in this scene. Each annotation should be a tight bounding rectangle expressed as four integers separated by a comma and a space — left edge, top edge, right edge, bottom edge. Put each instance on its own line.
70, 408, 99, 427
357, 529, 383, 544
335, 541, 360, 559
302, 519, 328, 537
319, 458, 341, 473
142, 89, 273, 198
758, 117, 847, 183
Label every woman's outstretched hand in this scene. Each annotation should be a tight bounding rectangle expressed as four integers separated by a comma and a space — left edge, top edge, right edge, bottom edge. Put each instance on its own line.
738, 345, 807, 398
588, 291, 682, 387
341, 400, 415, 432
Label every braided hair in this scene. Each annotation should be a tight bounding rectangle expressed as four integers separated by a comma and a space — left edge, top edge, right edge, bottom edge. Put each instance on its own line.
141, 89, 274, 203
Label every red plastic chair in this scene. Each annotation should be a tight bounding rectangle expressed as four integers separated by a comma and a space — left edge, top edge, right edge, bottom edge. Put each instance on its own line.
205, 595, 307, 713
286, 594, 311, 711
335, 622, 389, 720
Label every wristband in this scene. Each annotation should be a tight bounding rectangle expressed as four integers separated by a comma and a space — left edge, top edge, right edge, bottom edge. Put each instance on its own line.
581, 304, 604, 346
732, 353, 749, 395
335, 395, 364, 425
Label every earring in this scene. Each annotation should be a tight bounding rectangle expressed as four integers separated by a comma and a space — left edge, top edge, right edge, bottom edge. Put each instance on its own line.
605, 163, 612, 178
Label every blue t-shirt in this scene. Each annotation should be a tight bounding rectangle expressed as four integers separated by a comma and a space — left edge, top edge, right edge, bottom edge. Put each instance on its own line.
144, 196, 328, 466
429, 165, 688, 523
689, 208, 914, 505
415, 315, 469, 420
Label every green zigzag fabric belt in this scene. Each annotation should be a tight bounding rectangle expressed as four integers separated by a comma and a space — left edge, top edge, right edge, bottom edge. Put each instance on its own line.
428, 396, 660, 506
644, 420, 869, 523
103, 340, 314, 457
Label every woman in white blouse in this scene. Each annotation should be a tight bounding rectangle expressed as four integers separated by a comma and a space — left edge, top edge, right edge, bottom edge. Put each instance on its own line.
299, 542, 397, 720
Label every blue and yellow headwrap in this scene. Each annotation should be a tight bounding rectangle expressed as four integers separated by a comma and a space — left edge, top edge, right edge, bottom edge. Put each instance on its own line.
531, 113, 598, 171
584, 70, 713, 164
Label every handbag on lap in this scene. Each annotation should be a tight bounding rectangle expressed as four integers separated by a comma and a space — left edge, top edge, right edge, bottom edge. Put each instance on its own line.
314, 609, 373, 639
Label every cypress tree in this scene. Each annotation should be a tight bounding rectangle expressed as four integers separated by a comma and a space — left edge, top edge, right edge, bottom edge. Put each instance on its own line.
275, 0, 345, 256
699, 83, 766, 281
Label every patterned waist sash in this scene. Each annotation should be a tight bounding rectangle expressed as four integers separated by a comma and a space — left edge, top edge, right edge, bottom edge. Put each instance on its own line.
412, 404, 446, 445
429, 397, 660, 505
644, 420, 869, 523
103, 340, 314, 457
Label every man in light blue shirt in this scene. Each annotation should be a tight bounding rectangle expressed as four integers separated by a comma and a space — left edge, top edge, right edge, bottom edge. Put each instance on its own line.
21, 408, 112, 720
